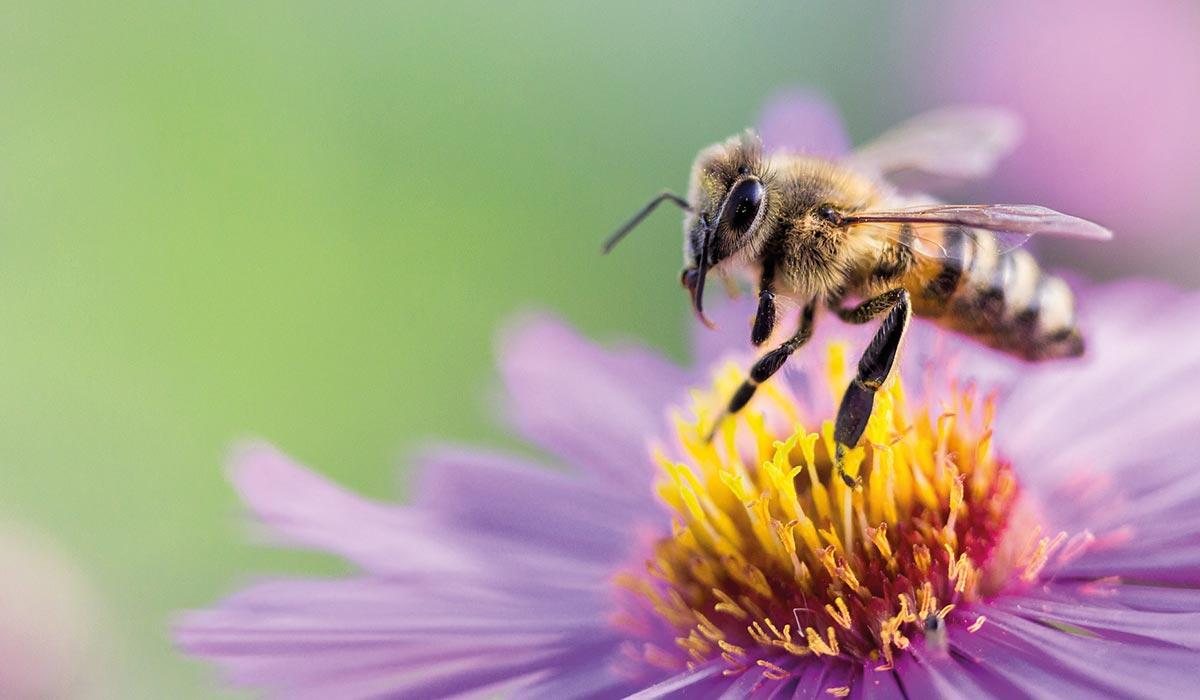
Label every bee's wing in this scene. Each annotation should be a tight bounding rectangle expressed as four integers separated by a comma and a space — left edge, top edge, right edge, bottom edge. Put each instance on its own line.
847, 108, 1022, 181
850, 221, 1033, 260
844, 204, 1113, 241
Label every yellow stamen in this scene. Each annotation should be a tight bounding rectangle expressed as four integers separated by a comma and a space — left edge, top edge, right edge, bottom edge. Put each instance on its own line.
618, 344, 1032, 674
1022, 531, 1067, 582
825, 597, 852, 630
757, 658, 792, 680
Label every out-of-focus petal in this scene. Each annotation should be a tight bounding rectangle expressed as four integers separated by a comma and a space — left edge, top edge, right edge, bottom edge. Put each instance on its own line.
687, 296, 757, 372
757, 89, 850, 158
177, 576, 632, 700
969, 283, 1200, 584
229, 442, 476, 575
998, 282, 1200, 486
0, 523, 104, 700
928, 1, 1200, 284
1047, 523, 1200, 586
522, 655, 639, 700
413, 446, 654, 564
498, 315, 689, 490
179, 576, 601, 645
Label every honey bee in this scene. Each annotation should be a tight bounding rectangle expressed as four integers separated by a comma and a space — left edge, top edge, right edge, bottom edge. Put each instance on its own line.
604, 106, 1111, 484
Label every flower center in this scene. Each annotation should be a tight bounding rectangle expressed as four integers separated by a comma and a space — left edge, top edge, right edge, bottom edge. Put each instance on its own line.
614, 344, 1042, 677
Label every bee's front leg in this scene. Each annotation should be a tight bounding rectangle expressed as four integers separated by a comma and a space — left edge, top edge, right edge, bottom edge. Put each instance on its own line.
834, 288, 912, 486
707, 302, 816, 442
751, 264, 777, 347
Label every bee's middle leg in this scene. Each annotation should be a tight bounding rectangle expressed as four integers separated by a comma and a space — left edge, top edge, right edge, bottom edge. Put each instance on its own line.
833, 288, 912, 485
707, 303, 816, 442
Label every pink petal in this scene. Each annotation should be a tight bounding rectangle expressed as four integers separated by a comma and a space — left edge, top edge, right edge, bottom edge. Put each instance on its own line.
993, 584, 1200, 649
413, 446, 656, 564
954, 605, 1200, 698
622, 662, 727, 700
757, 89, 851, 158
229, 442, 474, 576
498, 315, 689, 489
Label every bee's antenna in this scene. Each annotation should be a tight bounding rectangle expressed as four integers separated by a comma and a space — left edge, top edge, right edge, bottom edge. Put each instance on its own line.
601, 191, 691, 254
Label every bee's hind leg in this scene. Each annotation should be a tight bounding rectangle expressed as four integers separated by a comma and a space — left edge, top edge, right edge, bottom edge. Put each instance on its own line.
836, 287, 908, 325
706, 302, 816, 442
833, 288, 912, 486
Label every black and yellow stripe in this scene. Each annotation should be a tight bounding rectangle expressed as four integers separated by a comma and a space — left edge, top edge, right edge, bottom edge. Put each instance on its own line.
902, 227, 1083, 361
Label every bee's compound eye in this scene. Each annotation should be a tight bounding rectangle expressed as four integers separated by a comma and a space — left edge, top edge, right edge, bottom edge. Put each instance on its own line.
681, 268, 698, 290
925, 614, 945, 633
723, 178, 765, 234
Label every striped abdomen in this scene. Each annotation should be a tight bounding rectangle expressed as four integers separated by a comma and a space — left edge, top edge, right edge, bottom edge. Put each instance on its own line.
905, 226, 1084, 360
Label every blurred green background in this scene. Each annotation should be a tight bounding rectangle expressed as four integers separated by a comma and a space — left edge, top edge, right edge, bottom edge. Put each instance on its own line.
2, 2, 1193, 698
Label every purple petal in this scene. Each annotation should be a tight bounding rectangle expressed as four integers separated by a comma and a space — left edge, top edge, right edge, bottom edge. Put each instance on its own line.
356, 638, 620, 700
413, 446, 655, 565
791, 659, 857, 700
992, 584, 1200, 650
498, 315, 689, 490
946, 621, 1084, 700
765, 677, 802, 700
929, 2, 1200, 283
687, 296, 758, 372
622, 663, 727, 700
177, 577, 599, 651
1047, 531, 1200, 587
715, 668, 775, 699
270, 644, 601, 700
998, 282, 1200, 485
231, 442, 633, 588
228, 443, 475, 575
522, 653, 640, 700
757, 90, 851, 158
952, 605, 1200, 698
177, 574, 632, 700
893, 648, 1016, 700
1036, 466, 1200, 586
855, 666, 906, 700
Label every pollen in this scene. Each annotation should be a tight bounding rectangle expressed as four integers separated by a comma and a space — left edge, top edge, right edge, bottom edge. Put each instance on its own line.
615, 344, 1025, 675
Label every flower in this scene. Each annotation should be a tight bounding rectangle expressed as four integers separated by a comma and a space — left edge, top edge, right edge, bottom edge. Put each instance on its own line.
756, 89, 849, 160
0, 521, 104, 700
178, 274, 1200, 699
179, 94, 1200, 698
918, 0, 1200, 286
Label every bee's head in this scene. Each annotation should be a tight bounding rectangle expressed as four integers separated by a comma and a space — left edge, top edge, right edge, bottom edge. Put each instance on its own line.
679, 132, 774, 328
601, 131, 774, 329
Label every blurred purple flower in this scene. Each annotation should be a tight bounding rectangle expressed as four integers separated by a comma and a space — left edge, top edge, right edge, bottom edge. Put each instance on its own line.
756, 89, 849, 159
0, 522, 104, 700
921, 0, 1200, 284
178, 275, 1200, 699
